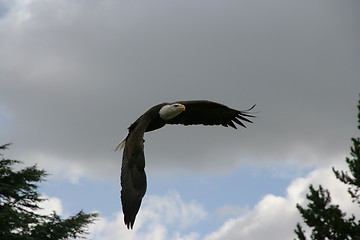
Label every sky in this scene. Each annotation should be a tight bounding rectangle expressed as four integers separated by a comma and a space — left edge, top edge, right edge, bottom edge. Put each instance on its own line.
0, 0, 360, 239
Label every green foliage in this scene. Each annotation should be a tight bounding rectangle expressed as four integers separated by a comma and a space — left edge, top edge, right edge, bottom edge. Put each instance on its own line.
0, 143, 98, 240
294, 223, 306, 240
295, 95, 360, 240
333, 97, 360, 204
296, 185, 359, 239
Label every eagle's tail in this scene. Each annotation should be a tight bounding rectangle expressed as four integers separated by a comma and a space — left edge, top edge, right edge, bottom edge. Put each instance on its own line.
114, 138, 126, 151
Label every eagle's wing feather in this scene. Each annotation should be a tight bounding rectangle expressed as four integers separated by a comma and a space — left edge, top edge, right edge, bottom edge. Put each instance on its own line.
167, 100, 255, 128
120, 130, 147, 229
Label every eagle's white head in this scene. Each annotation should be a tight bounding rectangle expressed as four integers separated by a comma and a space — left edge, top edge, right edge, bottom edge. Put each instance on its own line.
159, 103, 186, 120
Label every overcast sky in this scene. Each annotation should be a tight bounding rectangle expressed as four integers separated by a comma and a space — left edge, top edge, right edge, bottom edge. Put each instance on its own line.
1, 0, 360, 239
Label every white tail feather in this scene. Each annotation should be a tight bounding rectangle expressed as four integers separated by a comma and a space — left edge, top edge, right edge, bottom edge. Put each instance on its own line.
114, 138, 126, 152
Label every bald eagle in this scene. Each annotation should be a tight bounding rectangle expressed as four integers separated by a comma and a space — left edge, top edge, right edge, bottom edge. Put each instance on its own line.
115, 100, 255, 229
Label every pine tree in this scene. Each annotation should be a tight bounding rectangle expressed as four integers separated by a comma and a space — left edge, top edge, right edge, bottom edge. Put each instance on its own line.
0, 143, 98, 240
295, 95, 360, 239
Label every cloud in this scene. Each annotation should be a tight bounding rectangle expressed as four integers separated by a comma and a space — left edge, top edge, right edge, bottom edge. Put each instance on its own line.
32, 191, 203, 240
36, 194, 63, 216
0, 0, 359, 182
22, 152, 87, 183
76, 161, 359, 240
88, 191, 206, 240
88, 213, 136, 240
140, 191, 207, 230
204, 161, 358, 240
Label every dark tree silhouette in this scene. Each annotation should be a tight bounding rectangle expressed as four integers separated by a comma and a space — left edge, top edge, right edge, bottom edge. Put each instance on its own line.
0, 143, 98, 240
295, 95, 360, 239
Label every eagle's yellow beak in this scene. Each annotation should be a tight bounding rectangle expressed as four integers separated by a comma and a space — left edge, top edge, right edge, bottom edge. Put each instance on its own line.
176, 104, 186, 111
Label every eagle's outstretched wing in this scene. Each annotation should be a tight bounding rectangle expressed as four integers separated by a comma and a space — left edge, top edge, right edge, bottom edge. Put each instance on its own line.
167, 100, 255, 128
120, 130, 147, 229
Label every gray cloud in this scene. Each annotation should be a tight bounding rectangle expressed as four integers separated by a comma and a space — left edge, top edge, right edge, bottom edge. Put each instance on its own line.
1, 0, 359, 179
